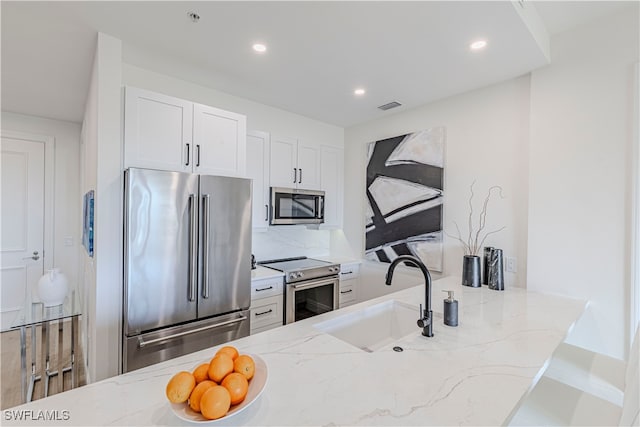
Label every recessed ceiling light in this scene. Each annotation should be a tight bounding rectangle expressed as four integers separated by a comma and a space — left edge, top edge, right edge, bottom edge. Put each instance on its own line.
470, 40, 487, 51
354, 88, 366, 96
252, 43, 267, 53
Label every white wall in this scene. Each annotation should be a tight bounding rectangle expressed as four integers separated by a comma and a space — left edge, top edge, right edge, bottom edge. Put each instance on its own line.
527, 8, 639, 359
121, 63, 344, 259
344, 76, 531, 289
80, 33, 123, 382
1, 112, 81, 296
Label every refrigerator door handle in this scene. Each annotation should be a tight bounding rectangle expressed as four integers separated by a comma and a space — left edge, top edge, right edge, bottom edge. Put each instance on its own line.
188, 194, 197, 302
137, 315, 248, 348
202, 194, 211, 299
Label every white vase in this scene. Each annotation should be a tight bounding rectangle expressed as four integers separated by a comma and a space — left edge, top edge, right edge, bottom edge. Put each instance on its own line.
37, 268, 69, 307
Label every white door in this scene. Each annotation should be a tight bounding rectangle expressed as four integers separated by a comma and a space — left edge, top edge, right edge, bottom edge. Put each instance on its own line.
297, 142, 321, 190
1, 137, 45, 313
193, 103, 247, 177
247, 131, 270, 229
270, 136, 298, 188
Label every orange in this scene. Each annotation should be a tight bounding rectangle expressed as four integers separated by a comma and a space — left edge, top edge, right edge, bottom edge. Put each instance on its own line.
188, 380, 215, 413
200, 385, 231, 420
233, 354, 255, 381
215, 345, 239, 361
192, 363, 210, 383
221, 372, 249, 405
208, 353, 234, 383
165, 371, 196, 403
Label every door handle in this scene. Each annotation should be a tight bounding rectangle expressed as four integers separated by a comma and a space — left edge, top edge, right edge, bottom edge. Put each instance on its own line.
137, 315, 248, 348
23, 251, 40, 261
188, 194, 197, 302
202, 194, 211, 299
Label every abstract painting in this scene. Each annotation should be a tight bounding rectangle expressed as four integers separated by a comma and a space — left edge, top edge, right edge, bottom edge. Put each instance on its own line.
365, 127, 444, 271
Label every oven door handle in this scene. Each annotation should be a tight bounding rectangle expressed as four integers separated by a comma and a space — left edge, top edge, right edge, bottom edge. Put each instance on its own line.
291, 277, 338, 291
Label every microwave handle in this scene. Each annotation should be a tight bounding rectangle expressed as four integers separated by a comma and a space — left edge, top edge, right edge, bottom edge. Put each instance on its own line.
318, 196, 324, 219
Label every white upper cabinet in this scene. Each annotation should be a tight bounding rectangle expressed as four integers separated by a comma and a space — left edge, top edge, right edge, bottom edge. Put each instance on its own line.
193, 103, 246, 177
124, 86, 247, 177
247, 131, 270, 230
297, 142, 321, 190
124, 87, 193, 172
269, 136, 298, 188
270, 136, 321, 190
320, 145, 344, 228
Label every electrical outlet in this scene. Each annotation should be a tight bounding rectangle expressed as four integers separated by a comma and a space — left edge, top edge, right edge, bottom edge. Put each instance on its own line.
506, 256, 517, 273
64, 236, 73, 247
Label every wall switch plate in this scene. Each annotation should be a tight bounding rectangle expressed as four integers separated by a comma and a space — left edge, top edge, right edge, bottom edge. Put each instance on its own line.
506, 256, 517, 273
64, 237, 73, 247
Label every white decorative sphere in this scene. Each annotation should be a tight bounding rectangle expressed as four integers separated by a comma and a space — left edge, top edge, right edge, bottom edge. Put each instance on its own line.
37, 268, 69, 307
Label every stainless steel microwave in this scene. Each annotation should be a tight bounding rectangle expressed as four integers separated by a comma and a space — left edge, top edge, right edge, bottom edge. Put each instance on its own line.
270, 187, 325, 225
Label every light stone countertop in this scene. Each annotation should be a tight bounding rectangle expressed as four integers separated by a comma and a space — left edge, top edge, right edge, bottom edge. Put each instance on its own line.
250, 265, 284, 281
3, 276, 586, 426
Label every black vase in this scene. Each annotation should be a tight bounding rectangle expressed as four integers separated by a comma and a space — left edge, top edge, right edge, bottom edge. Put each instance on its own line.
482, 247, 494, 285
462, 255, 481, 287
488, 249, 505, 291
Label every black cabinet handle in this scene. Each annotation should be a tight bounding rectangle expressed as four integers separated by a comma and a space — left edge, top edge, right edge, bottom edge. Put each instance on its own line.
255, 309, 273, 316
255, 286, 273, 292
341, 271, 354, 275
185, 143, 190, 166
293, 168, 297, 183
299, 168, 302, 184
340, 289, 353, 294
265, 205, 268, 222
196, 144, 201, 167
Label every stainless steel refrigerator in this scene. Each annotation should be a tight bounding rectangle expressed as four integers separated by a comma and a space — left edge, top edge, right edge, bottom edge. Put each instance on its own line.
122, 167, 252, 373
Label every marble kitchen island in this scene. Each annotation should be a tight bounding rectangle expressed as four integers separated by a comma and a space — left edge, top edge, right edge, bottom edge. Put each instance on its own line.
3, 276, 586, 426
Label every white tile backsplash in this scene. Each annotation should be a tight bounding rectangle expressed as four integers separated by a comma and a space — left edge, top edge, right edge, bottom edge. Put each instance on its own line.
252, 227, 330, 261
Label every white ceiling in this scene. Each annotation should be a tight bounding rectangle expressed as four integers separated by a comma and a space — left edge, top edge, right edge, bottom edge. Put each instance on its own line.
0, 1, 632, 127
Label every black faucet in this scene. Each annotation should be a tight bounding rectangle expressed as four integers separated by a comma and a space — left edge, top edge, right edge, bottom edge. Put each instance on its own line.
385, 255, 434, 337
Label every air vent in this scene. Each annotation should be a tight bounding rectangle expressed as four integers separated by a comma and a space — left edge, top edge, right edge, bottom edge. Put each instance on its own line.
377, 101, 402, 111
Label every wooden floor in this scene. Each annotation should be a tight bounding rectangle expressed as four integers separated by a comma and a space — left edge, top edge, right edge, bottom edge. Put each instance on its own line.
1, 320, 86, 410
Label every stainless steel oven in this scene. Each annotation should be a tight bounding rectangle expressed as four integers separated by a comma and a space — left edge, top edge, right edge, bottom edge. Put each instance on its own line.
286, 275, 339, 324
258, 257, 340, 324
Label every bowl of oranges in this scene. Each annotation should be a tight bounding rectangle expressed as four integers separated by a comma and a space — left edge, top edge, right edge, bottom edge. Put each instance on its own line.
166, 346, 267, 423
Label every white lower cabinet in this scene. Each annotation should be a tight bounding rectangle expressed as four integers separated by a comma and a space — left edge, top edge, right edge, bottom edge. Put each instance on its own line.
339, 262, 361, 308
250, 276, 284, 334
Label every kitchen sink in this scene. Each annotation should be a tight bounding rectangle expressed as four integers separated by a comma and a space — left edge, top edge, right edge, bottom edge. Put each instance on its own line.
314, 300, 422, 352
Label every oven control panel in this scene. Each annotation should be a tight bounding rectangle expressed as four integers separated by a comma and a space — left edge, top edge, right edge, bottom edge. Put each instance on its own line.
286, 266, 340, 283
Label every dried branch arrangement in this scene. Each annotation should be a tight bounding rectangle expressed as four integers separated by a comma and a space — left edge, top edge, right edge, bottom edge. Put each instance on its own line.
447, 181, 506, 256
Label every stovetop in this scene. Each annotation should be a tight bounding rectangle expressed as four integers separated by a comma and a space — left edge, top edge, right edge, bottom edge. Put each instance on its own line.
260, 257, 332, 271
259, 257, 340, 283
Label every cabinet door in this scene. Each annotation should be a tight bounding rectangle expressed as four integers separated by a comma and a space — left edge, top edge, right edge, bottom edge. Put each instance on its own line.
124, 87, 193, 172
247, 131, 270, 229
297, 142, 321, 190
193, 103, 247, 177
320, 145, 344, 228
270, 136, 298, 188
